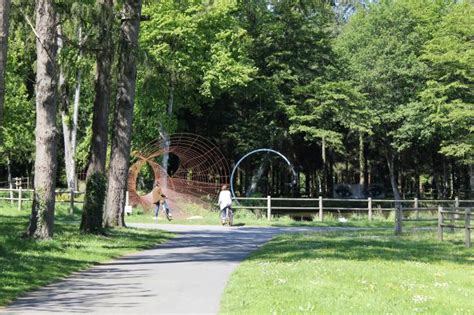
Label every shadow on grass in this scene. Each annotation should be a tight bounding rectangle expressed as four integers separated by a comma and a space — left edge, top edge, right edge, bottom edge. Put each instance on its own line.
248, 231, 473, 265
0, 213, 170, 307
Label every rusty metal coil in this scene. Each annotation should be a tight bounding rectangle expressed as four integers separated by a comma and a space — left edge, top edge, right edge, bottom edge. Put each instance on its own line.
127, 133, 230, 215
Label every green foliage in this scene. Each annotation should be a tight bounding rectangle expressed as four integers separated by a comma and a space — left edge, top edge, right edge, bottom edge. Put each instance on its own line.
335, 0, 446, 149
419, 2, 474, 163
80, 173, 107, 234
0, 15, 35, 166
134, 0, 256, 147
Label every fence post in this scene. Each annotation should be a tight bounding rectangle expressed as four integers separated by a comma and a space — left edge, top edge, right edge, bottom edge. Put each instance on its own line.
437, 206, 443, 241
368, 197, 372, 221
318, 196, 323, 221
465, 208, 471, 248
453, 196, 460, 227
267, 195, 271, 221
18, 186, 22, 210
414, 197, 419, 219
395, 204, 402, 235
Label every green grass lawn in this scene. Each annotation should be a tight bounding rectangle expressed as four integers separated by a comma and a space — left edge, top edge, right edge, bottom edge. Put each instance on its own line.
125, 205, 435, 230
220, 230, 474, 314
0, 205, 173, 307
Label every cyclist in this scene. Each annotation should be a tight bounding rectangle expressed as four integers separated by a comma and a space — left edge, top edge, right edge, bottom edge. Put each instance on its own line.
218, 184, 232, 224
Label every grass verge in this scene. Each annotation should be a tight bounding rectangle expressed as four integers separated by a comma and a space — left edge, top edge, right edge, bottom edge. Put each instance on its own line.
220, 230, 474, 314
0, 206, 173, 307
125, 206, 434, 230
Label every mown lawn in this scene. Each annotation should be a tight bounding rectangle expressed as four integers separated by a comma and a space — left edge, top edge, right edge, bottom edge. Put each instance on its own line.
125, 205, 410, 229
0, 206, 173, 307
220, 230, 473, 314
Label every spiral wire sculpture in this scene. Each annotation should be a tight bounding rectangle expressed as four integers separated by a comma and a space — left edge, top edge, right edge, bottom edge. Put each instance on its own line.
127, 133, 230, 216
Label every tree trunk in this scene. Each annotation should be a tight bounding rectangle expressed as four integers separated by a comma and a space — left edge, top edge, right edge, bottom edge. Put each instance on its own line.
414, 165, 420, 198
321, 136, 328, 195
159, 70, 176, 191
359, 133, 365, 186
386, 149, 402, 235
7, 156, 13, 205
86, 0, 114, 178
328, 149, 334, 197
0, 0, 11, 137
469, 164, 474, 200
104, 0, 142, 228
26, 0, 58, 239
58, 23, 81, 213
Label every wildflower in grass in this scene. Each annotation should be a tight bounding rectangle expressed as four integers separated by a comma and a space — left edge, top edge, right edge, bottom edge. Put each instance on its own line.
412, 295, 431, 304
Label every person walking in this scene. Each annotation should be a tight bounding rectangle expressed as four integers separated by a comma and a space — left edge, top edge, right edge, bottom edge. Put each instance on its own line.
151, 182, 172, 220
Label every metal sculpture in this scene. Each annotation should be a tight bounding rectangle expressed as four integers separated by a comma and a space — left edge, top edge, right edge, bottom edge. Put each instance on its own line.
230, 148, 297, 199
128, 133, 230, 215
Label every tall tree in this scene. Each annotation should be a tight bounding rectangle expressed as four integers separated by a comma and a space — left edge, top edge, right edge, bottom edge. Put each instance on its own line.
86, 0, 114, 178
26, 0, 58, 239
419, 2, 474, 196
0, 0, 11, 135
104, 0, 142, 227
81, 0, 114, 233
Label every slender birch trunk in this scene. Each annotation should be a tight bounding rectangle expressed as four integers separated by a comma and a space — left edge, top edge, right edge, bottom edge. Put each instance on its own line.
58, 23, 81, 213
104, 0, 142, 227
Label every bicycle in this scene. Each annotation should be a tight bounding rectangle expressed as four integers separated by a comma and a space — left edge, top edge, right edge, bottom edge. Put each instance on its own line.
221, 206, 233, 226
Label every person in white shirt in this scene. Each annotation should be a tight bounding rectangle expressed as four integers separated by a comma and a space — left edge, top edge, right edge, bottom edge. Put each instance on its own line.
218, 184, 232, 224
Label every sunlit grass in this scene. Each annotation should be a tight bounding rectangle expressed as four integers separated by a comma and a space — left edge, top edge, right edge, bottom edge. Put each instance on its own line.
125, 204, 436, 230
220, 230, 474, 314
0, 206, 173, 306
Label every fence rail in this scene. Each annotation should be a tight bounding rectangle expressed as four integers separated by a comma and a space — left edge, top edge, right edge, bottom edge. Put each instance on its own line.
437, 207, 471, 248
232, 196, 474, 221
0, 187, 85, 212
234, 196, 473, 242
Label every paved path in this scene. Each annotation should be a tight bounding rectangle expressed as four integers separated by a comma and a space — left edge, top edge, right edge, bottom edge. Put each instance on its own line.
3, 224, 349, 315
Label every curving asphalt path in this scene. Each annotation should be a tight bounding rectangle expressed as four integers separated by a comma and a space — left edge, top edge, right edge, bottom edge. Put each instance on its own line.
2, 224, 353, 315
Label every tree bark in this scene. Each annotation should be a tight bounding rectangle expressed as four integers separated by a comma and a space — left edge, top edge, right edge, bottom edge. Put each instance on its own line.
0, 0, 11, 137
104, 0, 142, 228
26, 0, 58, 239
58, 23, 81, 213
469, 164, 474, 200
321, 136, 327, 195
359, 133, 365, 185
386, 149, 402, 235
86, 0, 114, 178
7, 156, 13, 205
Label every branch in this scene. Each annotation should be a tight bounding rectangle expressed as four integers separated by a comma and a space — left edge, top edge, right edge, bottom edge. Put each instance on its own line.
21, 9, 57, 71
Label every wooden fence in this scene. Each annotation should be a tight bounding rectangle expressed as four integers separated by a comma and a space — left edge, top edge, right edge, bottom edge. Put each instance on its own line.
233, 196, 474, 238
0, 187, 85, 213
232, 196, 473, 220
437, 206, 471, 248
2, 186, 473, 245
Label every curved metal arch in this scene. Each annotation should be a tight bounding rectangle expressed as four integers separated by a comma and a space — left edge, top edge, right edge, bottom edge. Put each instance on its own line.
230, 148, 297, 199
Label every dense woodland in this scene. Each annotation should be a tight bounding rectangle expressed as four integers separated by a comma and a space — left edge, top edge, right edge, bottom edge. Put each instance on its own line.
0, 0, 472, 238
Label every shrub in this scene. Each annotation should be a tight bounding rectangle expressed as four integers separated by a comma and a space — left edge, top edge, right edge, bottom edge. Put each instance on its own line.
80, 173, 106, 234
